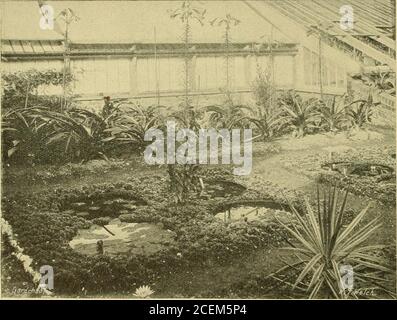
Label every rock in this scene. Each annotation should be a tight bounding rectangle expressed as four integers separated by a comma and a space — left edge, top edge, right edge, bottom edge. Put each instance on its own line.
88, 206, 101, 211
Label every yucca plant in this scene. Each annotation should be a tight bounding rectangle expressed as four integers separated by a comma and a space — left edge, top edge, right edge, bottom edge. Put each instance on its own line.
270, 185, 393, 299
279, 91, 320, 138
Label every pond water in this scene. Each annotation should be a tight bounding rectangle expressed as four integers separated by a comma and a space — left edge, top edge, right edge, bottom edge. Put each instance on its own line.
69, 219, 176, 256
214, 200, 292, 223
61, 195, 147, 220
215, 206, 291, 223
201, 180, 246, 199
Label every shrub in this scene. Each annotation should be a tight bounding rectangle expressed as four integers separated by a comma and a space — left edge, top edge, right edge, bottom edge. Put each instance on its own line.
246, 71, 284, 140
2, 69, 74, 110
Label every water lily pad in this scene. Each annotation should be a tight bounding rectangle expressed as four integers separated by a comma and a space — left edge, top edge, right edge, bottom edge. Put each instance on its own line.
69, 221, 176, 257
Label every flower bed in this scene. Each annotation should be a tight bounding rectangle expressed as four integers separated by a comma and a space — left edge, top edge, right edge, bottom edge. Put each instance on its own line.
2, 169, 297, 296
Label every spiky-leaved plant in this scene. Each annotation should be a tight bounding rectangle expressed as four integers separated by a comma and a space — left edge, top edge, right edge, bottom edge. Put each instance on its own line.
270, 185, 393, 299
319, 95, 349, 133
168, 1, 206, 203
278, 91, 320, 138
346, 94, 376, 129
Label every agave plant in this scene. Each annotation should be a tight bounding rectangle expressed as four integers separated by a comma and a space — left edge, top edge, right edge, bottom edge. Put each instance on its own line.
278, 91, 321, 138
244, 104, 283, 141
104, 103, 166, 151
367, 71, 395, 92
1, 107, 51, 163
269, 185, 393, 299
37, 108, 118, 162
319, 96, 350, 133
206, 95, 249, 130
169, 102, 208, 132
346, 94, 376, 129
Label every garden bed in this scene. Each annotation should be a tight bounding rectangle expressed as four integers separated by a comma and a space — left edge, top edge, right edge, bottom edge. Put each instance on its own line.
280, 145, 396, 204
1, 169, 296, 297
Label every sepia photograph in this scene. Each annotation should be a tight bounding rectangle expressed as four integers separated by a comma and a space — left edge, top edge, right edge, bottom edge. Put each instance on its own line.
0, 0, 396, 303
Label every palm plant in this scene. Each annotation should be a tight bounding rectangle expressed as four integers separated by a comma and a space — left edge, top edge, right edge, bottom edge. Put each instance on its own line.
279, 91, 321, 138
269, 185, 393, 299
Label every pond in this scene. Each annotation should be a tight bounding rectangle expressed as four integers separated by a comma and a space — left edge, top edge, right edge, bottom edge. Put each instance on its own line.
214, 200, 292, 223
200, 180, 247, 199
69, 218, 176, 257
60, 193, 147, 220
